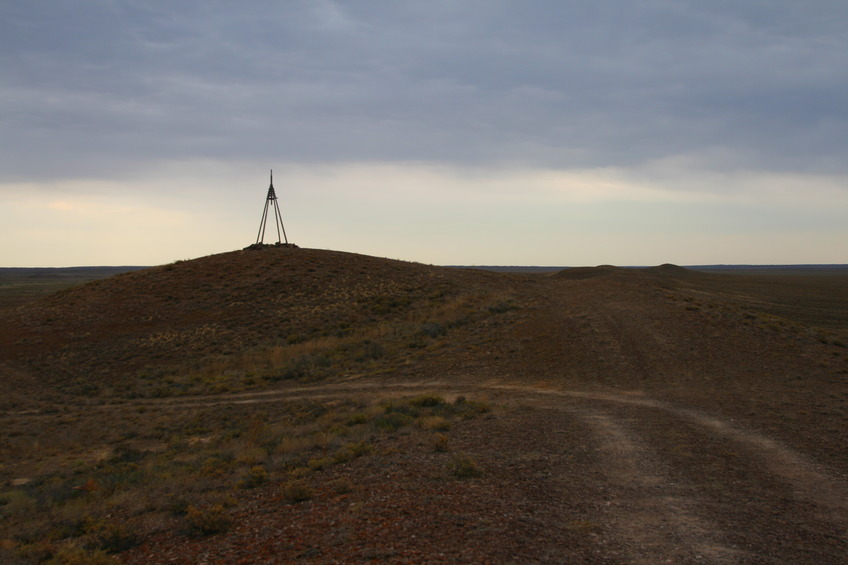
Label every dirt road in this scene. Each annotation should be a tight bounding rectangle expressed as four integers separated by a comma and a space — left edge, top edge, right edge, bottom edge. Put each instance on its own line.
110, 373, 846, 563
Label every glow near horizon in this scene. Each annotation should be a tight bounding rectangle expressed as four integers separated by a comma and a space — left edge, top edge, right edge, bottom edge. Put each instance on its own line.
2, 161, 846, 267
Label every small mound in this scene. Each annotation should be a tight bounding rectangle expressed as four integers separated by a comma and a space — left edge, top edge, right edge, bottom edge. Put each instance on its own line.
550, 265, 624, 280
643, 264, 694, 278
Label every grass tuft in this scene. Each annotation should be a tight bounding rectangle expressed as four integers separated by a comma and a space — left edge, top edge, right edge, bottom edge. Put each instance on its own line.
185, 504, 232, 536
450, 453, 483, 479
238, 465, 269, 489
281, 480, 312, 503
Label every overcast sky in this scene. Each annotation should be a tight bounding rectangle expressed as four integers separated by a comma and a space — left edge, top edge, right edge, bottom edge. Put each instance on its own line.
2, 1, 847, 267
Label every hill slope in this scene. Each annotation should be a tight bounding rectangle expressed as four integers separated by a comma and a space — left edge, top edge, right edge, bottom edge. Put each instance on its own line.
0, 247, 516, 397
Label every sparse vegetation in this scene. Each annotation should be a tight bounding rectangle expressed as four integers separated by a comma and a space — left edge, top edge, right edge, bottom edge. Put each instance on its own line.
185, 504, 232, 536
0, 391, 493, 561
280, 480, 312, 504
430, 433, 450, 452
449, 452, 484, 479
238, 465, 269, 489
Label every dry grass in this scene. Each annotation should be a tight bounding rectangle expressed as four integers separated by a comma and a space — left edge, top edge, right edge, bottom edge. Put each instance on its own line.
449, 452, 484, 479
0, 393, 492, 562
111, 290, 516, 400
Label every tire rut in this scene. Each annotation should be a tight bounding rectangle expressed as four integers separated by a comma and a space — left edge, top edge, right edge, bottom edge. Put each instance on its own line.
490, 384, 848, 563
571, 405, 744, 564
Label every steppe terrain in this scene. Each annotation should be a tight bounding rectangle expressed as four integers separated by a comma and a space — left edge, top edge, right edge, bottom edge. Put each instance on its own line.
1, 246, 847, 564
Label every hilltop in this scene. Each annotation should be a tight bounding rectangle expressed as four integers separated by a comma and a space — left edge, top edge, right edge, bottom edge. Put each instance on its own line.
1, 248, 847, 563
0, 247, 511, 396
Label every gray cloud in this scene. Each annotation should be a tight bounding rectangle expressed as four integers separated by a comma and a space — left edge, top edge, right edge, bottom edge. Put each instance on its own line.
3, 0, 848, 182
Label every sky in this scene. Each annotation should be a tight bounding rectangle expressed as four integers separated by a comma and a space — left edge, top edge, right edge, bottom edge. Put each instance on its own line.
2, 1, 847, 267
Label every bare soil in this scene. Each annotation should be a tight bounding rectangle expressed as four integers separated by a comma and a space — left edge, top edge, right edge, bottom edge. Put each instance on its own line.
1, 247, 847, 563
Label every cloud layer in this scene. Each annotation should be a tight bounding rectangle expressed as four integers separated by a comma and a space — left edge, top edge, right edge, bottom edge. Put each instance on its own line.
2, 1, 847, 265
5, 1, 848, 180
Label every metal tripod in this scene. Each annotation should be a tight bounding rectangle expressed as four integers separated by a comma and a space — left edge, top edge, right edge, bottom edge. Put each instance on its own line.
255, 170, 289, 245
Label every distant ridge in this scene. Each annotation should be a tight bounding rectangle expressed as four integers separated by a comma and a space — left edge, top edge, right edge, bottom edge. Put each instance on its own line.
687, 264, 848, 274
454, 264, 848, 275
0, 266, 147, 277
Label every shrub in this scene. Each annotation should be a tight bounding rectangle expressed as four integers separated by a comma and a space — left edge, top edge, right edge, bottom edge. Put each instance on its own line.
166, 497, 189, 517
307, 456, 335, 471
450, 453, 483, 479
329, 478, 353, 495
417, 416, 450, 431
346, 412, 370, 426
47, 546, 120, 565
358, 341, 385, 361
277, 354, 332, 380
409, 394, 445, 408
431, 433, 450, 452
0, 490, 36, 517
334, 441, 374, 463
185, 504, 232, 536
235, 447, 268, 466
488, 300, 517, 314
281, 480, 312, 503
239, 466, 268, 489
84, 518, 139, 553
15, 542, 55, 564
199, 456, 231, 477
420, 322, 446, 338
373, 412, 413, 432
454, 397, 491, 419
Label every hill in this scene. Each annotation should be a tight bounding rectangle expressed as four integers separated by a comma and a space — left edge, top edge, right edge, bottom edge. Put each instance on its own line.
1, 248, 847, 563
0, 247, 519, 398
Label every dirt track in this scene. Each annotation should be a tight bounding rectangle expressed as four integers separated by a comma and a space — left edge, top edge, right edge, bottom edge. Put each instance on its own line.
109, 376, 848, 563
119, 272, 848, 563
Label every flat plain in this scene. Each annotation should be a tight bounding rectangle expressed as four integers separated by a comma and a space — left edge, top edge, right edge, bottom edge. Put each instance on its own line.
1, 247, 846, 564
